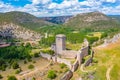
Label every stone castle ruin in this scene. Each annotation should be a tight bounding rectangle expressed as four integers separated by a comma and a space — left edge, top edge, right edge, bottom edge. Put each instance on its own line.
41, 34, 94, 80
51, 34, 78, 58
18, 34, 94, 80
51, 34, 66, 54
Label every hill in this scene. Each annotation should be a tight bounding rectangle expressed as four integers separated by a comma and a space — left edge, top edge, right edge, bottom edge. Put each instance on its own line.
64, 12, 120, 31
41, 16, 72, 24
0, 11, 53, 31
94, 38, 120, 80
109, 15, 120, 22
0, 11, 54, 40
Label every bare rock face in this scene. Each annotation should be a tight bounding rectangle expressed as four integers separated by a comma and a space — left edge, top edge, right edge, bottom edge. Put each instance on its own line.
0, 23, 41, 40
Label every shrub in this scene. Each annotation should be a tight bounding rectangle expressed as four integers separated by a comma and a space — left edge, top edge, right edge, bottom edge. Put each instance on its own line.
101, 32, 108, 39
32, 77, 36, 80
47, 70, 57, 79
12, 62, 19, 69
34, 53, 39, 57
15, 69, 21, 74
28, 64, 34, 69
87, 37, 99, 44
41, 50, 55, 55
24, 60, 27, 64
32, 61, 36, 63
60, 63, 67, 69
7, 75, 17, 80
0, 74, 3, 79
27, 57, 32, 62
0, 64, 6, 71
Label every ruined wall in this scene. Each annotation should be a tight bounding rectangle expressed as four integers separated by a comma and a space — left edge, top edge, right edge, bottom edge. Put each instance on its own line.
71, 60, 79, 72
84, 50, 94, 67
40, 53, 52, 60
84, 57, 93, 67
40, 53, 72, 69
77, 52, 83, 65
61, 70, 73, 80
81, 46, 89, 57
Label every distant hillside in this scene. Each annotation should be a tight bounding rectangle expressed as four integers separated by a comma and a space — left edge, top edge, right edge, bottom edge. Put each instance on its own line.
64, 12, 120, 31
0, 11, 54, 31
41, 16, 72, 24
109, 15, 120, 22
0, 11, 54, 40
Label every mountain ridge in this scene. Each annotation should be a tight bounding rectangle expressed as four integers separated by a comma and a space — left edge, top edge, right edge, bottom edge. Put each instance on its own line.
63, 12, 120, 31
0, 11, 54, 40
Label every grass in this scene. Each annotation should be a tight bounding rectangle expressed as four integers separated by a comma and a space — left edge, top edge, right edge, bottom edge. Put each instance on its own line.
40, 63, 69, 80
0, 57, 50, 80
66, 42, 82, 50
93, 40, 120, 80
87, 32, 102, 39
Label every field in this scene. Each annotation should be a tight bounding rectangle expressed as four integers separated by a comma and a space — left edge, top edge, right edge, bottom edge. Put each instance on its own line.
0, 57, 50, 80
0, 56, 69, 80
93, 39, 120, 80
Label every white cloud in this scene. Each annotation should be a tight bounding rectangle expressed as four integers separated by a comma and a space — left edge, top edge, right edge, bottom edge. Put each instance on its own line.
31, 0, 51, 4
106, 0, 116, 3
0, 0, 120, 16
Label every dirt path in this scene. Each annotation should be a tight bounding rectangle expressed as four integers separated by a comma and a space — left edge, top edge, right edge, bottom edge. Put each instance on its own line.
17, 62, 51, 80
80, 64, 96, 73
106, 65, 113, 80
80, 64, 88, 72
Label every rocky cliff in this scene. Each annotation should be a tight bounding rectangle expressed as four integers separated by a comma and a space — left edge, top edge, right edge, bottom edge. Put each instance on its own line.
0, 23, 41, 40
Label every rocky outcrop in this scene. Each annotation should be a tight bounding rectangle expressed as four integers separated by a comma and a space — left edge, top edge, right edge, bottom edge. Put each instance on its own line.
0, 23, 41, 40
98, 33, 120, 48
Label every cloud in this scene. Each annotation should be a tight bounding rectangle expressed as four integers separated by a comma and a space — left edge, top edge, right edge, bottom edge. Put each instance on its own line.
106, 0, 116, 3
31, 0, 51, 4
0, 0, 120, 17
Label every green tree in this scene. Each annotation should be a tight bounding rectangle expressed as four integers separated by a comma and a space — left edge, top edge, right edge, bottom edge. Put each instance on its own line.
7, 76, 17, 80
47, 70, 57, 79
28, 64, 34, 69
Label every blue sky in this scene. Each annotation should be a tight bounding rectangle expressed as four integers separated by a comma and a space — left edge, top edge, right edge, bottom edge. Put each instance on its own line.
0, 0, 120, 17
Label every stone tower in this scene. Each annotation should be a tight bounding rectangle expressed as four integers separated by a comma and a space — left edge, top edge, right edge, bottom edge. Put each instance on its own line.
56, 34, 66, 54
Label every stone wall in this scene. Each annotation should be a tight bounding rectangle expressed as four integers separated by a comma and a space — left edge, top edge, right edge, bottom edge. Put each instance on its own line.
71, 60, 79, 72
40, 53, 52, 60
81, 46, 89, 57
57, 57, 72, 69
84, 50, 94, 67
84, 57, 93, 67
40, 41, 92, 80
61, 70, 73, 80
40, 53, 72, 69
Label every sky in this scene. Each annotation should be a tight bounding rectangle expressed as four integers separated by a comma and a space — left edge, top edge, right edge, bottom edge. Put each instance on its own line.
0, 0, 120, 17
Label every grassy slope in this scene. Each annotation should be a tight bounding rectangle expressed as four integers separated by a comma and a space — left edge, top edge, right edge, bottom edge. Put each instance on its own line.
0, 11, 53, 33
64, 12, 120, 32
94, 40, 120, 80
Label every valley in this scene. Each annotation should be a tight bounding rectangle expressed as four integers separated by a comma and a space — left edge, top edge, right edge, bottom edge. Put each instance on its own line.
0, 11, 120, 80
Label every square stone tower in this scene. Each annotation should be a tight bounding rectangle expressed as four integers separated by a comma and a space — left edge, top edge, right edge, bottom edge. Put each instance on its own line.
56, 34, 66, 54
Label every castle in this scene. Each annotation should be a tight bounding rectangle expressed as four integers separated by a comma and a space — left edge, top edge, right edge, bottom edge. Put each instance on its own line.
51, 34, 89, 59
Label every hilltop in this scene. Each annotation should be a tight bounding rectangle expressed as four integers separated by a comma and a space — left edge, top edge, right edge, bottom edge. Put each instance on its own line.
0, 11, 53, 31
64, 12, 120, 31
0, 11, 54, 40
